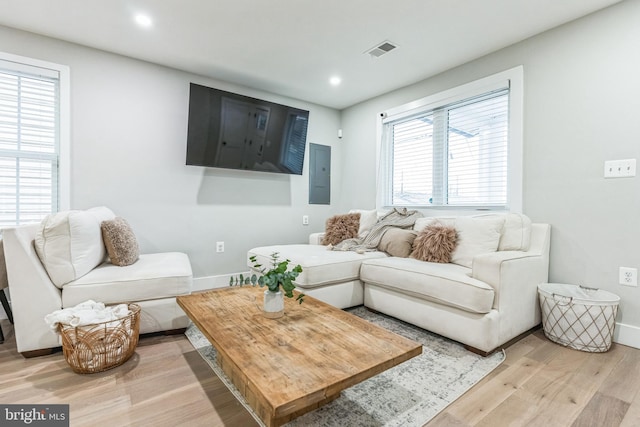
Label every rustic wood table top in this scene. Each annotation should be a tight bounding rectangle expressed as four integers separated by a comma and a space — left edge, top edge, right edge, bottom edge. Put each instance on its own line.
177, 286, 422, 427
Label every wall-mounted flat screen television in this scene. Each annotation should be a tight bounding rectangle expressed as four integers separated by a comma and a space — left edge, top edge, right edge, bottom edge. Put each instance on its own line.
185, 83, 310, 175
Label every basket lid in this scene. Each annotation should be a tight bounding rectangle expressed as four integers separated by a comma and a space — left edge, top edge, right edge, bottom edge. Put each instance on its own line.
538, 283, 620, 304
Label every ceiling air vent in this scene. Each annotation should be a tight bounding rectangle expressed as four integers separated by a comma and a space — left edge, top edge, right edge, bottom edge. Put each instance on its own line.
365, 41, 398, 58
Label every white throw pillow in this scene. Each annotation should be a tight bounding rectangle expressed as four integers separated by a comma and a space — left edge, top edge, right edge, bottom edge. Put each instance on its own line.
88, 206, 116, 224
349, 209, 378, 238
87, 206, 117, 261
451, 216, 505, 268
35, 207, 115, 288
472, 213, 532, 251
497, 213, 532, 251
413, 217, 456, 232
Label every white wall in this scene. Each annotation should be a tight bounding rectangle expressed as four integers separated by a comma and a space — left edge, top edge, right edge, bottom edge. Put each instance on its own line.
0, 25, 341, 283
341, 0, 640, 345
4, 1, 640, 344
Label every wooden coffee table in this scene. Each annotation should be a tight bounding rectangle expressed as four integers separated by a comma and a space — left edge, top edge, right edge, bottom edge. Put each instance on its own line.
177, 286, 422, 427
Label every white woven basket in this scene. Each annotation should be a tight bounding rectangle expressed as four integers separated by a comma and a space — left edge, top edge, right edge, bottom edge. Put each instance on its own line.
538, 283, 619, 353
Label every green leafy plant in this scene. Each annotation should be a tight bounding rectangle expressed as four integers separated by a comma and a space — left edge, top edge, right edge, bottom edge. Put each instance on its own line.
230, 252, 305, 304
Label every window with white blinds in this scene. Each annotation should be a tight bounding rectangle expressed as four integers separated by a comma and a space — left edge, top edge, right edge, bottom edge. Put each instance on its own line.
379, 67, 523, 211
0, 59, 61, 227
389, 90, 508, 207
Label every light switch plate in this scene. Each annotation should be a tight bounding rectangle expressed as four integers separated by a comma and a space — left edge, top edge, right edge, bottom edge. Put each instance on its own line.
604, 159, 636, 178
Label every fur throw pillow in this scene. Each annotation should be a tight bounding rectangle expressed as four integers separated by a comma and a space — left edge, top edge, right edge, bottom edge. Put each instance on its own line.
101, 217, 140, 266
411, 224, 458, 263
322, 213, 361, 246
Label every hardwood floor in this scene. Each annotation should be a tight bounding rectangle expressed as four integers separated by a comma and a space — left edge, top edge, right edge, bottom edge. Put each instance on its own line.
1, 318, 640, 426
0, 319, 259, 427
430, 329, 640, 427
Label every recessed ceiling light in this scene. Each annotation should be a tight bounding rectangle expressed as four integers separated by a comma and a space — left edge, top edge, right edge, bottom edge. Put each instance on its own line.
329, 76, 342, 86
134, 13, 153, 28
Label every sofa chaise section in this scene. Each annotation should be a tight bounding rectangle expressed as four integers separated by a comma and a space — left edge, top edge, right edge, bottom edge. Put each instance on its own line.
248, 244, 386, 308
4, 213, 193, 357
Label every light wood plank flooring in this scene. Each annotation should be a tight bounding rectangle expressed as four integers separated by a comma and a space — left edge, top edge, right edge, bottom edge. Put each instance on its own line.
1, 319, 640, 426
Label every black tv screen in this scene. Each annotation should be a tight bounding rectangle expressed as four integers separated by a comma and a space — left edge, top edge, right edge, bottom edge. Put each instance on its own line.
186, 83, 309, 175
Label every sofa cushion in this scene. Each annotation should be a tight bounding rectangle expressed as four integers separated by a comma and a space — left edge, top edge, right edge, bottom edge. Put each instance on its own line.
349, 209, 378, 238
413, 217, 456, 232
360, 257, 495, 314
411, 224, 458, 263
62, 252, 192, 307
101, 217, 140, 266
34, 207, 116, 288
87, 206, 117, 226
451, 216, 505, 268
415, 213, 532, 253
87, 206, 117, 262
377, 228, 417, 257
498, 213, 532, 251
322, 213, 361, 245
248, 244, 387, 289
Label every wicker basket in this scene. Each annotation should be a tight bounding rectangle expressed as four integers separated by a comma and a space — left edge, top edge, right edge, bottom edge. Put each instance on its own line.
538, 283, 619, 353
57, 303, 141, 374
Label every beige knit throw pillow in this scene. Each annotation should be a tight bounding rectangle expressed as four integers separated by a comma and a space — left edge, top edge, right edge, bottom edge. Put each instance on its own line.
101, 217, 140, 266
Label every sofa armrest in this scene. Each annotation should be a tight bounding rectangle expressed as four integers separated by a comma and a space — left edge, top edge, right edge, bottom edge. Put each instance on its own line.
472, 250, 549, 343
472, 251, 547, 292
309, 233, 325, 245
472, 222, 551, 304
3, 224, 63, 353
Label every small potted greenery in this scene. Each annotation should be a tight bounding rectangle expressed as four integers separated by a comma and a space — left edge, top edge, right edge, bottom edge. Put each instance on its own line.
230, 252, 304, 318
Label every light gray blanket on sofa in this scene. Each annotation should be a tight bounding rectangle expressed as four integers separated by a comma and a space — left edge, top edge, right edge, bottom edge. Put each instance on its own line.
332, 208, 422, 252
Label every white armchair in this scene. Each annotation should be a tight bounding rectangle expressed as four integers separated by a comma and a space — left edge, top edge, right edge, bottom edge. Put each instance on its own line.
3, 209, 192, 357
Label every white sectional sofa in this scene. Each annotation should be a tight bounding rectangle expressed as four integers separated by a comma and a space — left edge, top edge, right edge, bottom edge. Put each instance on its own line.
248, 212, 550, 355
3, 207, 192, 357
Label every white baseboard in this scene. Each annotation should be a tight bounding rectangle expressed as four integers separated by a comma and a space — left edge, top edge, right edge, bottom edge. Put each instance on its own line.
614, 322, 640, 350
193, 272, 250, 292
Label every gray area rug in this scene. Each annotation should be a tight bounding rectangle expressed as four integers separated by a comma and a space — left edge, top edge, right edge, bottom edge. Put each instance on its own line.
185, 306, 505, 427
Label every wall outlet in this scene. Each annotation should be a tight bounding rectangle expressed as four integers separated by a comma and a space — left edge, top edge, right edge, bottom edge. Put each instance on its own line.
216, 241, 224, 253
302, 215, 309, 225
619, 267, 637, 287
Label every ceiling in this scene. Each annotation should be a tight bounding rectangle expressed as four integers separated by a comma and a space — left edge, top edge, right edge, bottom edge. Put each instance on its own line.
0, 0, 623, 109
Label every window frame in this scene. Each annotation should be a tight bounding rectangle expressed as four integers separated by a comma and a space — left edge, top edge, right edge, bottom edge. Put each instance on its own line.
0, 51, 70, 227
376, 66, 523, 214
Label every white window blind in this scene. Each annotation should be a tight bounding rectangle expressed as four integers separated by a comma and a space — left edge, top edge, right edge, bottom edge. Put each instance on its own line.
386, 88, 509, 208
0, 64, 60, 227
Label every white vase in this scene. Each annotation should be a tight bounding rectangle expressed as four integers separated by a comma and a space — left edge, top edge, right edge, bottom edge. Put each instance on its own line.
263, 290, 284, 319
